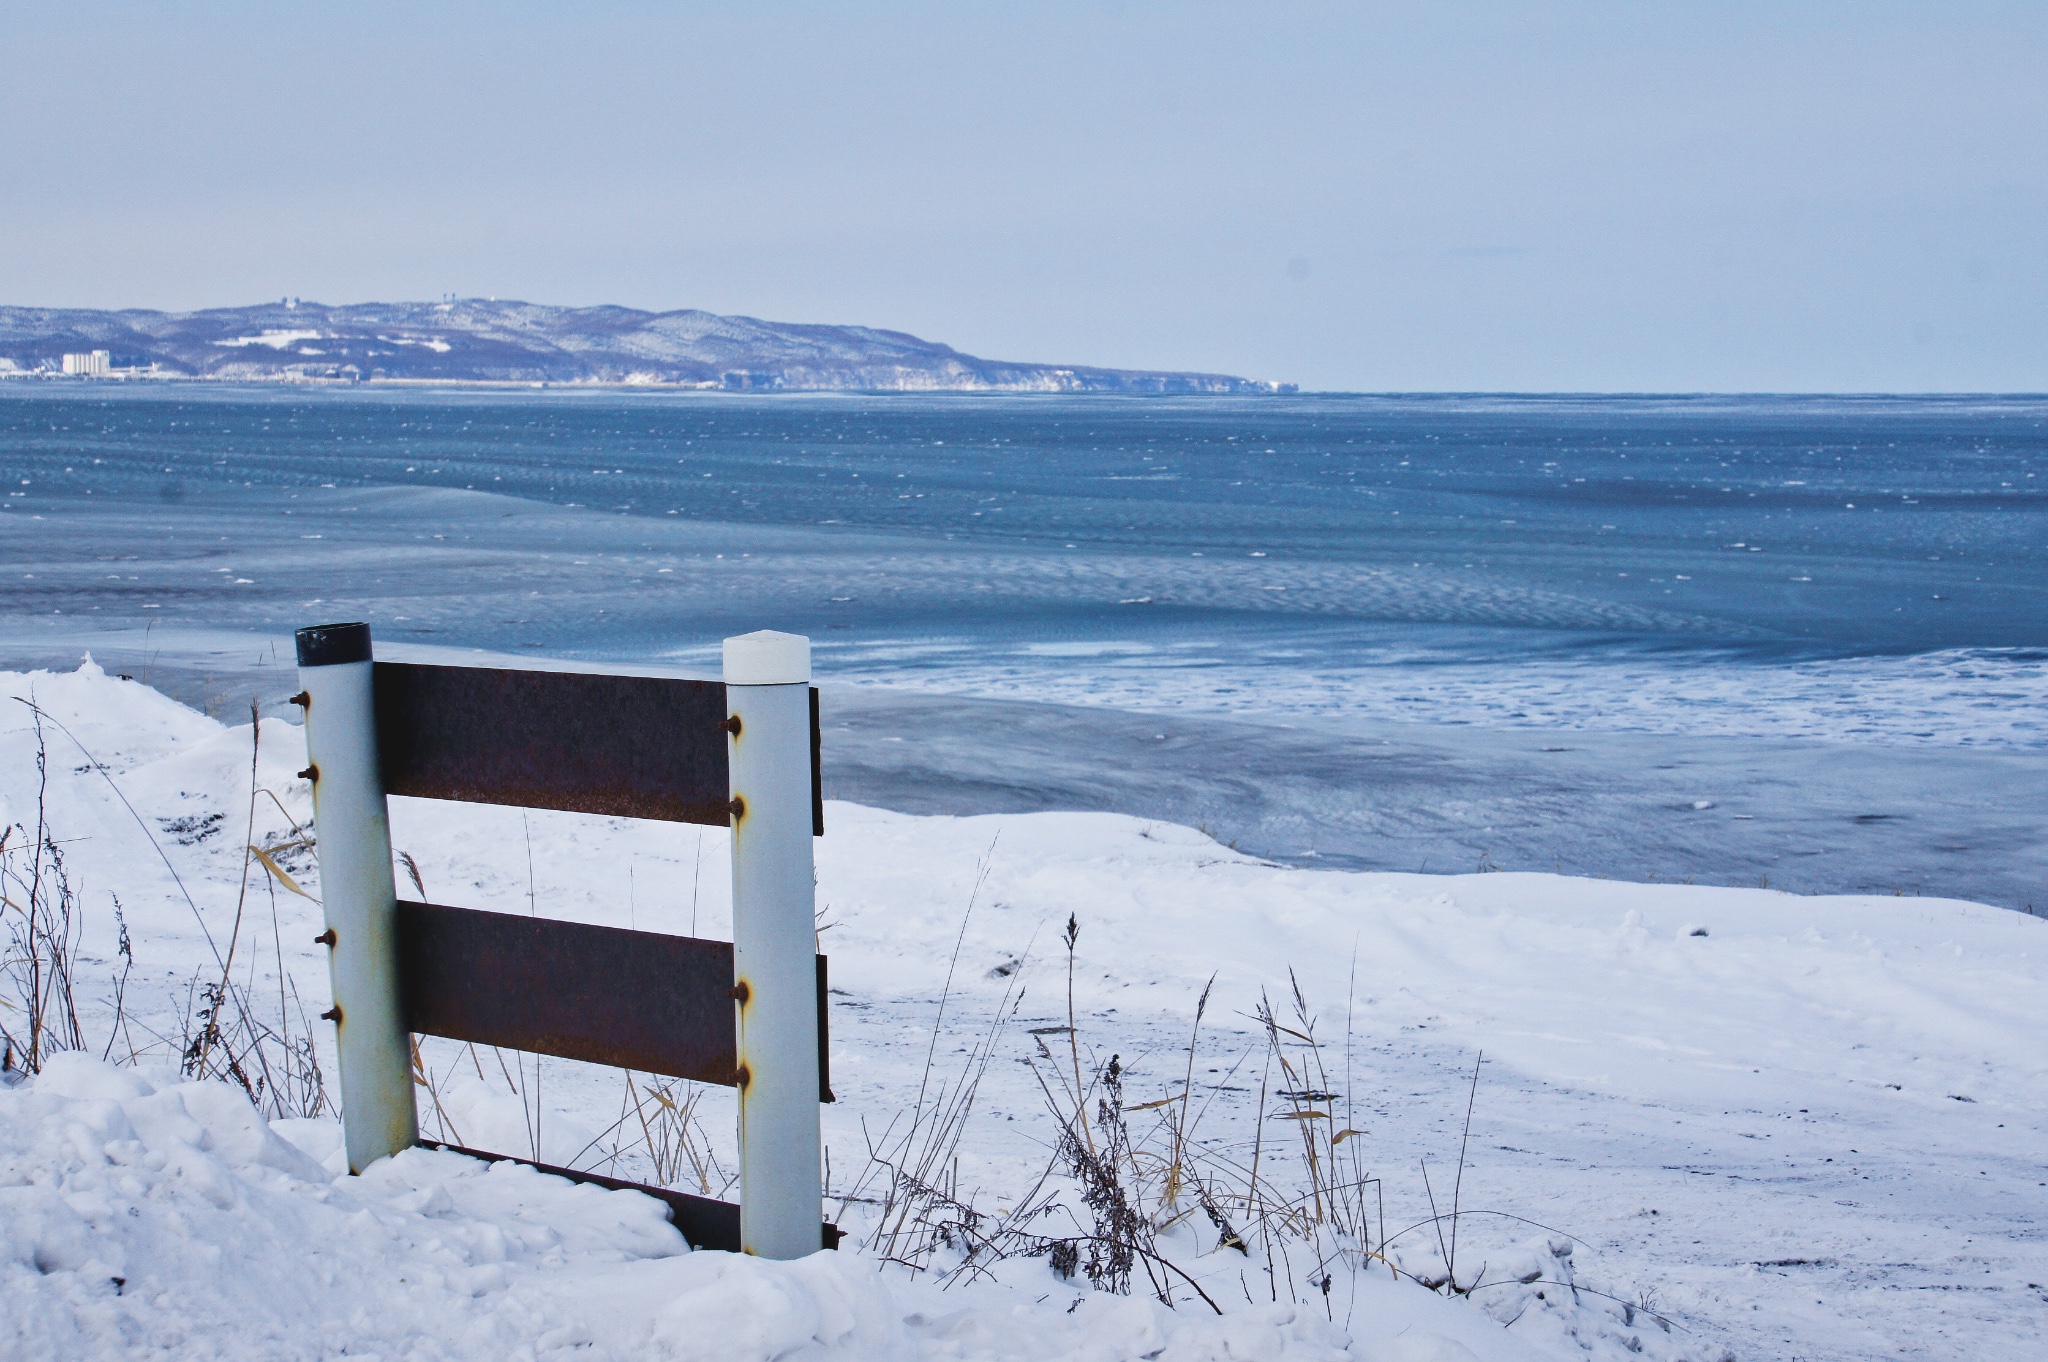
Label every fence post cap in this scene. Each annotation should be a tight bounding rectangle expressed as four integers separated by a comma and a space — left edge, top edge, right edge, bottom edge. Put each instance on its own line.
723, 631, 811, 685
296, 621, 373, 667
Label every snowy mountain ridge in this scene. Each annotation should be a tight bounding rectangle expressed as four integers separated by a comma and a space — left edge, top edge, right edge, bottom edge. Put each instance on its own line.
0, 298, 1295, 392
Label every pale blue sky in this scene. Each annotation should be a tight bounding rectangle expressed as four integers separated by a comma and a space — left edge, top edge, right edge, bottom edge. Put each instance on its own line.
3, 2, 2042, 391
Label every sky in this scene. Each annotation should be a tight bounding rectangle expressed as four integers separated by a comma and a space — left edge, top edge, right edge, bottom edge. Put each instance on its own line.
2, 2, 2043, 392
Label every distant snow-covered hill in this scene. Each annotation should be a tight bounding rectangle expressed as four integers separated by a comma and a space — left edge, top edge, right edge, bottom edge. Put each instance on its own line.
0, 298, 1293, 393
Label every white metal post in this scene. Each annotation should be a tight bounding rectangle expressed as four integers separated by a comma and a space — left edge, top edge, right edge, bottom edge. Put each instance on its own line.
724, 630, 823, 1258
295, 622, 418, 1173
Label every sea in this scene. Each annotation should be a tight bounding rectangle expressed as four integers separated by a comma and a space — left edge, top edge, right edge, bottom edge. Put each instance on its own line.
3, 385, 2044, 908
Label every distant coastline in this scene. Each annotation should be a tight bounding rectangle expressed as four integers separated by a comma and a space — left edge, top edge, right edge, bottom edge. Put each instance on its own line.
0, 298, 1294, 395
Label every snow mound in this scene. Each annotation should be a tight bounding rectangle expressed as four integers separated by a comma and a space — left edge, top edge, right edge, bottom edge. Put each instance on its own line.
1, 1055, 681, 1359
1, 1058, 1542, 1362
3, 660, 2039, 1360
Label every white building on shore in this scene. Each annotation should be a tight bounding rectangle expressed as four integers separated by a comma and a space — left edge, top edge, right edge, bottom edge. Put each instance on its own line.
61, 349, 111, 376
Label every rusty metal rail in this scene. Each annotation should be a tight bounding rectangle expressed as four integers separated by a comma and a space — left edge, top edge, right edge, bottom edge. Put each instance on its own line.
373, 661, 823, 834
299, 625, 836, 1258
395, 899, 831, 1100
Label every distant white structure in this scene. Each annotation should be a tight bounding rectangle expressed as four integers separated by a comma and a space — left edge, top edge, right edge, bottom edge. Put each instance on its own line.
61, 350, 111, 377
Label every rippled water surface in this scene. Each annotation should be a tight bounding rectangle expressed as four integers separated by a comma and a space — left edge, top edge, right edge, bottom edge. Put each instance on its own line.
3, 386, 2045, 746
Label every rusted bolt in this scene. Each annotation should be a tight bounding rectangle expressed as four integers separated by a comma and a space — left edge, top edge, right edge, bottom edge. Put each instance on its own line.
320, 1005, 342, 1023
728, 794, 746, 820
298, 764, 318, 782
720, 714, 742, 736
733, 1064, 751, 1089
728, 980, 751, 1004
288, 690, 311, 708
314, 928, 337, 947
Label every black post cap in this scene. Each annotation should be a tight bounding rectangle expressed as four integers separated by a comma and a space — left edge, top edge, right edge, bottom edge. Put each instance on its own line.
295, 622, 373, 667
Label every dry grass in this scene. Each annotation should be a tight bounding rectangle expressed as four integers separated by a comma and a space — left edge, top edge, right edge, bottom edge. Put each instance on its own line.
619, 1074, 734, 1196
817, 900, 1608, 1325
834, 839, 1022, 1266
0, 704, 102, 1073
3, 695, 327, 1118
174, 701, 329, 1118
407, 1034, 738, 1203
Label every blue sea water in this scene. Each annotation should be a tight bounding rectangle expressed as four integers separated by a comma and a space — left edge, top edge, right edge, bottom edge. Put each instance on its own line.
3, 385, 2044, 749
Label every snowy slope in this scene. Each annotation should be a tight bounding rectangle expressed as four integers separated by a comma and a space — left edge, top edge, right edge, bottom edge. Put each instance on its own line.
1, 662, 2042, 1361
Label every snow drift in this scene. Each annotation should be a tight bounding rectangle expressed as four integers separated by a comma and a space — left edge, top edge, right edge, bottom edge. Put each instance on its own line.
0, 661, 2041, 1360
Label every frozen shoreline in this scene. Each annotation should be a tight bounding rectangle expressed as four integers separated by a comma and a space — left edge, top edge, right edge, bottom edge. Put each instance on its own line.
3, 457, 2043, 914
3, 630, 2041, 912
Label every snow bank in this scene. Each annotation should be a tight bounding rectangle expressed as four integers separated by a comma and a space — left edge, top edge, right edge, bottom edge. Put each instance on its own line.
2, 662, 2042, 1360
2, 1054, 684, 1358
2, 1056, 1541, 1362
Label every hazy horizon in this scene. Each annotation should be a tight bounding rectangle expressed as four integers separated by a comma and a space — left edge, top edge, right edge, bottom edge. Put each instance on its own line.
3, 3, 2043, 393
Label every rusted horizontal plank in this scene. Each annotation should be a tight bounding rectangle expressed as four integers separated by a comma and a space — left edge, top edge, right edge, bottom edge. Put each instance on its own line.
395, 900, 831, 1100
374, 662, 733, 825
418, 1141, 841, 1253
371, 662, 825, 832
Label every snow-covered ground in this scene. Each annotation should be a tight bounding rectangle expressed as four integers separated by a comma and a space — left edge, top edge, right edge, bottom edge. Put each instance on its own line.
2, 661, 2043, 1360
